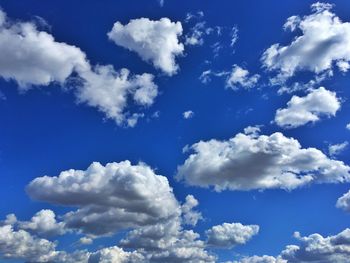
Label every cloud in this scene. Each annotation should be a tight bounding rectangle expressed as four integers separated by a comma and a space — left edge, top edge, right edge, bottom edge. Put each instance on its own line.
199, 70, 228, 84
346, 123, 350, 130
206, 223, 259, 248
17, 209, 66, 237
0, 9, 88, 88
0, 224, 60, 262
176, 127, 350, 191
236, 255, 285, 263
226, 65, 260, 90
237, 228, 350, 262
274, 87, 341, 128
181, 195, 202, 226
108, 18, 184, 75
262, 2, 350, 84
183, 110, 195, 119
76, 66, 157, 127
26, 161, 180, 236
336, 189, 350, 212
328, 141, 348, 157
88, 246, 145, 263
0, 8, 158, 127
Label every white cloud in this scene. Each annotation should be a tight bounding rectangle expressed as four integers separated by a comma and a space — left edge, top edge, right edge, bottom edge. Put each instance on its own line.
262, 3, 350, 84
206, 223, 259, 248
336, 189, 350, 212
199, 70, 228, 84
274, 87, 341, 128
88, 246, 145, 263
26, 161, 180, 236
0, 224, 60, 262
230, 26, 239, 47
226, 65, 260, 90
181, 195, 202, 226
176, 127, 350, 191
183, 110, 195, 119
329, 141, 348, 157
237, 228, 350, 262
108, 18, 184, 75
346, 123, 350, 130
0, 9, 88, 88
0, 8, 159, 127
78, 236, 93, 245
185, 21, 206, 46
17, 209, 66, 237
236, 255, 285, 263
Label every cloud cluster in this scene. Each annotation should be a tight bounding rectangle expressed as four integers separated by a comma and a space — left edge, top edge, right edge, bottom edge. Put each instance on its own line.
108, 18, 184, 75
262, 3, 350, 84
237, 228, 350, 262
27, 161, 180, 236
177, 128, 350, 191
206, 222, 259, 248
275, 87, 341, 128
0, 9, 158, 127
22, 161, 231, 262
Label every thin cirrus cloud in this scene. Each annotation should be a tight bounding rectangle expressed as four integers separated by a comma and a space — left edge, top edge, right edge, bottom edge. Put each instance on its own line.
176, 127, 350, 191
108, 18, 184, 76
0, 8, 158, 127
274, 87, 341, 129
262, 2, 350, 86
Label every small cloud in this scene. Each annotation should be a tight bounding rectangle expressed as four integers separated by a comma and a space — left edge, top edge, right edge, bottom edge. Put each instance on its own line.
183, 110, 194, 119
329, 141, 348, 157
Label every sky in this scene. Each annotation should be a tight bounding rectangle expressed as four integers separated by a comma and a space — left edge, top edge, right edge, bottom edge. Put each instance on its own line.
0, 0, 350, 262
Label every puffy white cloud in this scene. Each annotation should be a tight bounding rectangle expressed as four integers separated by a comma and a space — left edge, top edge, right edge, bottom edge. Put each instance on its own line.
328, 141, 348, 157
262, 3, 350, 84
79, 237, 93, 245
336, 189, 350, 212
121, 220, 216, 263
226, 65, 260, 90
0, 9, 88, 88
176, 128, 350, 191
0, 224, 61, 262
236, 255, 285, 263
274, 87, 341, 128
108, 18, 184, 75
27, 161, 180, 236
280, 229, 350, 262
0, 8, 158, 127
181, 195, 202, 226
183, 110, 194, 119
346, 123, 350, 130
237, 228, 350, 262
88, 246, 145, 263
18, 209, 66, 237
76, 66, 157, 127
206, 223, 259, 248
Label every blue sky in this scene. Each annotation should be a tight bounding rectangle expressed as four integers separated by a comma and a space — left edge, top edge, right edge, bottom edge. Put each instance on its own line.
0, 1, 350, 262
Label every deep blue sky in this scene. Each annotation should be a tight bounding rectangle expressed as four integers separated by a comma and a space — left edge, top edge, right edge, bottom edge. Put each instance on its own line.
0, 1, 350, 262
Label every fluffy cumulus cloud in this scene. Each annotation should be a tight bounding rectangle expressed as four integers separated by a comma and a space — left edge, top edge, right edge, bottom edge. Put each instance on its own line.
274, 87, 341, 128
262, 2, 350, 84
26, 161, 180, 236
176, 128, 350, 191
23, 161, 221, 262
0, 8, 158, 127
88, 246, 145, 263
226, 65, 260, 90
237, 228, 350, 263
108, 18, 184, 75
16, 209, 66, 237
336, 189, 350, 212
206, 223, 259, 248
